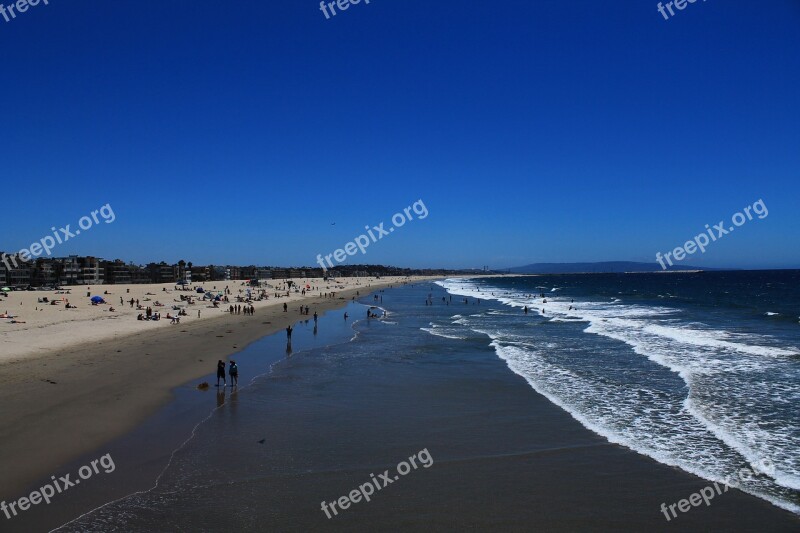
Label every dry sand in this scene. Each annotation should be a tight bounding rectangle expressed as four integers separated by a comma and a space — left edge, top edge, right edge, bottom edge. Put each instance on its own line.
0, 276, 437, 498
0, 277, 389, 363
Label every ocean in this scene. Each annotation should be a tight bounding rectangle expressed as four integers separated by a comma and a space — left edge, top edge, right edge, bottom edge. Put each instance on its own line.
436, 271, 800, 514
51, 272, 800, 530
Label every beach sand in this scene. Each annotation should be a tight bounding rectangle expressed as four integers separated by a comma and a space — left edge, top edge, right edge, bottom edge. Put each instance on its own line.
0, 276, 434, 499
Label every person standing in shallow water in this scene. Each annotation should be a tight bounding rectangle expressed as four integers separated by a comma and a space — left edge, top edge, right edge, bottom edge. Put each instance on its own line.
229, 360, 238, 387
216, 360, 226, 387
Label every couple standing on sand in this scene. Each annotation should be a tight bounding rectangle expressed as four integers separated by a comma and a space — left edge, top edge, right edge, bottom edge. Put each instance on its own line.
217, 360, 238, 387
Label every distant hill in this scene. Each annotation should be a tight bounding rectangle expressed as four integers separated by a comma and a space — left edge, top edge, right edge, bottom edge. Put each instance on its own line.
506, 261, 724, 274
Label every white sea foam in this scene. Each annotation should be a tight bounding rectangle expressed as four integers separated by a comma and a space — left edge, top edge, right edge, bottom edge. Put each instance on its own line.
437, 277, 800, 513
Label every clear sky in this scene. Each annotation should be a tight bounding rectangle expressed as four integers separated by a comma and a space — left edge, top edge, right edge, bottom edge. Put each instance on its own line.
1, 0, 798, 270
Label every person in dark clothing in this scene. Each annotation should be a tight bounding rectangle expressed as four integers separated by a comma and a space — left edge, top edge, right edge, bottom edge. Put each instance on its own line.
286, 325, 293, 339
229, 360, 239, 387
217, 360, 226, 387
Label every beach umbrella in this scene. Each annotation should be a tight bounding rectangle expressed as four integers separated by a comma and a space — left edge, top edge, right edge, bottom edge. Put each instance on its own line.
90, 296, 105, 303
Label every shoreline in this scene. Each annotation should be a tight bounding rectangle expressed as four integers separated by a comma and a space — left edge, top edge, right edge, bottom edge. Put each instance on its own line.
0, 277, 439, 499
28, 281, 800, 531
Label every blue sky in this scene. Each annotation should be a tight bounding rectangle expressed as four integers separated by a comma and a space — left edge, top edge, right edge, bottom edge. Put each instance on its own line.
1, 0, 798, 269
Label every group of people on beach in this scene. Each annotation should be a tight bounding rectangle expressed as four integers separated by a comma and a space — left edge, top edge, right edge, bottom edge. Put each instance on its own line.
216, 359, 238, 387
229, 304, 254, 315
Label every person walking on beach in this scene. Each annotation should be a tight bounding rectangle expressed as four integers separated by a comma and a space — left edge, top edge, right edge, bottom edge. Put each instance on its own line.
286, 325, 293, 339
216, 360, 226, 387
313, 311, 318, 322
229, 360, 238, 387
283, 302, 287, 312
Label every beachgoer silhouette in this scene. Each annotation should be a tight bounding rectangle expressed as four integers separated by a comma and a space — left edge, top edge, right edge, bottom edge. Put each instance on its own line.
286, 325, 293, 339
217, 360, 226, 387
229, 360, 238, 387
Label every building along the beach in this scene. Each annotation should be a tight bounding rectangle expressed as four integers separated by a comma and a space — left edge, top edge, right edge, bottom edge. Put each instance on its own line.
60, 256, 82, 285
0, 254, 31, 287
104, 260, 132, 285
270, 269, 288, 280
79, 257, 105, 285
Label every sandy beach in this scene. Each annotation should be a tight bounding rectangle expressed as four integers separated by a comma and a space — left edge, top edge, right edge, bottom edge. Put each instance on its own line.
0, 276, 436, 499
7, 280, 796, 532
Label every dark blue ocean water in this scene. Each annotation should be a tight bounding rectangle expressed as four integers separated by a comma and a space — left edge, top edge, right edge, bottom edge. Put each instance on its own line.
437, 271, 800, 514
55, 272, 800, 530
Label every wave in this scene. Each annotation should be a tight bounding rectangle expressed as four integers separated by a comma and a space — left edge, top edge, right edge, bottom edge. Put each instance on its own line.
420, 326, 469, 340
437, 277, 800, 513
